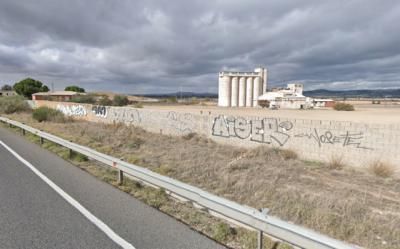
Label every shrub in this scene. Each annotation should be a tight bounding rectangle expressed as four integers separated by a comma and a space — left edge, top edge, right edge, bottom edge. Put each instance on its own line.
113, 95, 129, 106
69, 95, 96, 104
0, 96, 31, 114
369, 161, 395, 178
133, 103, 143, 108
98, 96, 113, 106
328, 156, 345, 170
32, 106, 67, 123
279, 149, 298, 160
333, 103, 355, 111
213, 223, 236, 242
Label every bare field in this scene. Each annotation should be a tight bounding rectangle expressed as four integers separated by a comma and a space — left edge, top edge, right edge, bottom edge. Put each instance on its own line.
5, 113, 400, 249
142, 103, 400, 124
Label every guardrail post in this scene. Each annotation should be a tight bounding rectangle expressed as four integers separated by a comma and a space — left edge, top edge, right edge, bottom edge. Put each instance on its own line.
118, 170, 124, 185
257, 230, 263, 249
118, 158, 124, 185
22, 128, 26, 136
257, 208, 270, 249
69, 149, 73, 159
40, 137, 44, 145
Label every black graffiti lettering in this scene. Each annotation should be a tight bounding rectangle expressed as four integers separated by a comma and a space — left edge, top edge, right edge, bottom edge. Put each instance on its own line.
226, 117, 236, 137
279, 121, 293, 131
212, 116, 292, 146
166, 111, 195, 133
250, 120, 264, 143
92, 105, 107, 117
212, 115, 230, 137
234, 117, 251, 139
295, 129, 373, 150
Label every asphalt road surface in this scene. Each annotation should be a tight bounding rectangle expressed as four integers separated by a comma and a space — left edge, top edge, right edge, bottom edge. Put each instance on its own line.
0, 126, 225, 249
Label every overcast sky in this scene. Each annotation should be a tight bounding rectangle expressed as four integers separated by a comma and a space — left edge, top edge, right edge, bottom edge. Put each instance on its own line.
0, 1, 399, 94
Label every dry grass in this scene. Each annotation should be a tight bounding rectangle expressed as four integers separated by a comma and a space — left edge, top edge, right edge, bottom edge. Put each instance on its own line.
369, 160, 395, 178
328, 155, 346, 170
278, 149, 298, 160
3, 113, 400, 249
2, 123, 292, 249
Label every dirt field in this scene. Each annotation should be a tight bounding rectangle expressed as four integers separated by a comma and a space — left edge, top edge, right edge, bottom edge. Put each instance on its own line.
142, 103, 400, 124
5, 113, 400, 249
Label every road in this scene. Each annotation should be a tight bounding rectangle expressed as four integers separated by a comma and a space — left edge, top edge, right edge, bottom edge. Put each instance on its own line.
0, 127, 225, 249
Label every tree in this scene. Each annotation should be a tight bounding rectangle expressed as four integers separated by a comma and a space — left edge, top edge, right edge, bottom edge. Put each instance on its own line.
13, 78, 49, 98
113, 95, 129, 106
1, 84, 12, 91
65, 85, 85, 93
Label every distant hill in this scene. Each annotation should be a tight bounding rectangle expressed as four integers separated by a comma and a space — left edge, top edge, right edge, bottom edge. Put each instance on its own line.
136, 92, 218, 98
304, 89, 400, 98
134, 89, 400, 99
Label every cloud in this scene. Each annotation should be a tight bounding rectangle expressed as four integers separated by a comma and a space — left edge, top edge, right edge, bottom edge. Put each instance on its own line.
0, 0, 399, 93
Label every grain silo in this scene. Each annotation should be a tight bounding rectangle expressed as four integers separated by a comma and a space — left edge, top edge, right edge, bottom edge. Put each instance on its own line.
218, 67, 268, 107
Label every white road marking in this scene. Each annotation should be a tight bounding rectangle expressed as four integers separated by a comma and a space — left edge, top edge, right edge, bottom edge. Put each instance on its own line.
0, 140, 136, 249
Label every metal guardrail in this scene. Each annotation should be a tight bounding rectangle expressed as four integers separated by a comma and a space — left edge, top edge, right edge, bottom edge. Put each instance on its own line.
0, 117, 359, 249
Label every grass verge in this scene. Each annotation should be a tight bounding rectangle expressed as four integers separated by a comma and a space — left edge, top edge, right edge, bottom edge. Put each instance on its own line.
0, 121, 293, 249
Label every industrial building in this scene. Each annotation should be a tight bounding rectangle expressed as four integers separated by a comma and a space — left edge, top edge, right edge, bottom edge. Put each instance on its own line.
258, 83, 312, 109
218, 67, 267, 107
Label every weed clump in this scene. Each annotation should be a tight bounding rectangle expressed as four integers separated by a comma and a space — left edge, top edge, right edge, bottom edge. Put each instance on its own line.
369, 161, 395, 178
279, 149, 298, 160
32, 106, 67, 123
333, 103, 355, 111
213, 222, 236, 242
328, 156, 346, 170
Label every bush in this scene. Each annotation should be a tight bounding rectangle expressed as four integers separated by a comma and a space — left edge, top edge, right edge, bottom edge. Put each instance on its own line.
113, 95, 129, 106
69, 95, 96, 104
0, 96, 31, 114
32, 106, 67, 123
333, 103, 355, 111
369, 161, 395, 178
98, 96, 113, 106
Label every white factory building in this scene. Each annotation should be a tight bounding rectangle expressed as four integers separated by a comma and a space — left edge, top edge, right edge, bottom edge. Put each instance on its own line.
218, 67, 268, 107
258, 83, 312, 109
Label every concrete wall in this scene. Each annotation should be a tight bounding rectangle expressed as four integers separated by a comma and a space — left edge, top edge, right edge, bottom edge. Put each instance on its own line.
35, 100, 400, 170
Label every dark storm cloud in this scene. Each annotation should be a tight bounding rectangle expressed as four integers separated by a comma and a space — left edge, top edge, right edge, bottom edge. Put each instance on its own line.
0, 0, 400, 93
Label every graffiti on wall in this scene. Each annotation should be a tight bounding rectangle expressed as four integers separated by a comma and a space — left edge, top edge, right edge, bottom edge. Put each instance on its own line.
109, 108, 141, 125
294, 129, 373, 150
212, 115, 293, 146
56, 104, 87, 116
92, 105, 107, 118
166, 111, 196, 133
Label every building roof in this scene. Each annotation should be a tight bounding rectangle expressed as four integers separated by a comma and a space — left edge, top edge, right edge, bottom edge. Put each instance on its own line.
313, 99, 334, 102
32, 91, 83, 96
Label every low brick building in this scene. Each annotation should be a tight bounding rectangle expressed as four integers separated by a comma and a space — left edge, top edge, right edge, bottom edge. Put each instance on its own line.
32, 91, 84, 101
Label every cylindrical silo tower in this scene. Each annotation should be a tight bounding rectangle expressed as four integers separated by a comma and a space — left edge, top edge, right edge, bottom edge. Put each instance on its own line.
263, 68, 268, 93
253, 77, 261, 107
218, 75, 231, 107
238, 77, 246, 107
246, 77, 253, 107
231, 77, 239, 107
